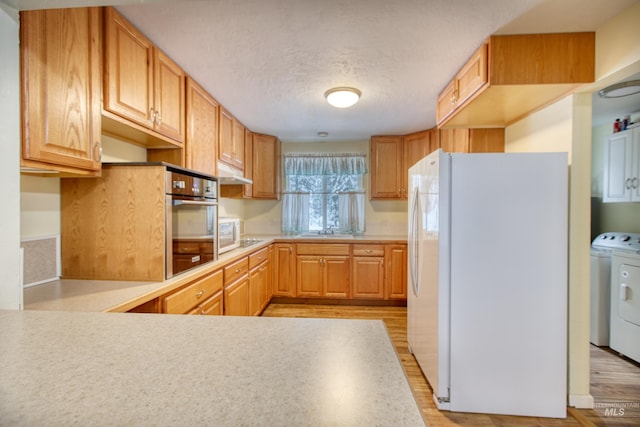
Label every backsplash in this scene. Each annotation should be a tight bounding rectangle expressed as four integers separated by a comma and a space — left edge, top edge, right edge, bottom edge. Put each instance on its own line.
21, 235, 59, 287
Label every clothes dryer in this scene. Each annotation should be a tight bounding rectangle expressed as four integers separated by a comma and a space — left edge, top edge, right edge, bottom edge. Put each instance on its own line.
611, 250, 640, 363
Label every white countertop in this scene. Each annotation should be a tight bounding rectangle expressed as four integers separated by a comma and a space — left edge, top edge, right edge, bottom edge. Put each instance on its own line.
24, 235, 407, 313
0, 309, 425, 426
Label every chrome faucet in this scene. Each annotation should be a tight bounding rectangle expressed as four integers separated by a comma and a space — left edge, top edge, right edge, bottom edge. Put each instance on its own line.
317, 229, 335, 235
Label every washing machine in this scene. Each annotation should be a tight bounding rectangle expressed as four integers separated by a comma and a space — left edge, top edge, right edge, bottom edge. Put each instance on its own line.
611, 249, 640, 363
590, 232, 640, 346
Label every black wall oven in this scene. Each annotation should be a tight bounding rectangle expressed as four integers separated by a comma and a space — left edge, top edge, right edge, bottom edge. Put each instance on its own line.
166, 169, 218, 278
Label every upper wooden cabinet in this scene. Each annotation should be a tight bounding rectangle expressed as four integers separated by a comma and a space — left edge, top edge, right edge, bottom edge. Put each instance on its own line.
437, 32, 595, 128
20, 7, 102, 175
370, 136, 404, 200
103, 7, 185, 145
218, 106, 245, 170
370, 130, 437, 200
439, 128, 504, 153
185, 78, 219, 176
252, 133, 281, 199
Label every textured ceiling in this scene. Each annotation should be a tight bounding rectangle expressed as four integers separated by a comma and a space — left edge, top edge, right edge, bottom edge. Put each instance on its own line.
5, 0, 639, 141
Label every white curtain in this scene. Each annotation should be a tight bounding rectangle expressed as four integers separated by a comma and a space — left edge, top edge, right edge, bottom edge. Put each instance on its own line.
338, 192, 365, 233
281, 192, 310, 235
282, 153, 366, 235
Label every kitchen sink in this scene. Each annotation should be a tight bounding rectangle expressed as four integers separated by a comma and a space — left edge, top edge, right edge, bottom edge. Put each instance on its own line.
296, 233, 354, 239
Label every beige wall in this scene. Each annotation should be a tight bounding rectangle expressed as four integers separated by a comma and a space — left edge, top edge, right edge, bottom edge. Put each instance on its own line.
503, 0, 640, 408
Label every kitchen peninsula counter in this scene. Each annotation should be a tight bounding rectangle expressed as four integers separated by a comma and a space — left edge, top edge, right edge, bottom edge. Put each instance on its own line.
24, 234, 407, 313
0, 309, 425, 426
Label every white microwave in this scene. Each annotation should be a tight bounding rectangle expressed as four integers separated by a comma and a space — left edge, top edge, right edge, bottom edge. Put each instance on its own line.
218, 217, 240, 254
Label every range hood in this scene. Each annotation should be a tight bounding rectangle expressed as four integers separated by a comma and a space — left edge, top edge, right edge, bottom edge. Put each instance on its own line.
217, 162, 252, 185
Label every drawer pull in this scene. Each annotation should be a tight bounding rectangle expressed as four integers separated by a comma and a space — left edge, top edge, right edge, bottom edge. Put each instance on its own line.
235, 268, 240, 273
196, 290, 205, 298
365, 249, 372, 254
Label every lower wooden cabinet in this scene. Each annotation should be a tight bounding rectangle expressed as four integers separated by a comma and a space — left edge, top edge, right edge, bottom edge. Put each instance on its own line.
224, 277, 249, 316
249, 260, 269, 316
385, 245, 407, 299
273, 243, 295, 297
136, 241, 407, 316
162, 269, 223, 314
223, 257, 249, 316
188, 291, 223, 315
296, 244, 350, 298
352, 244, 385, 299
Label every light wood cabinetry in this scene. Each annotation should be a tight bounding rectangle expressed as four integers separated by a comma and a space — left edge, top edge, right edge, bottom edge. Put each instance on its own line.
439, 128, 504, 153
224, 276, 249, 316
273, 243, 296, 297
385, 244, 407, 299
437, 44, 488, 125
220, 132, 281, 200
248, 247, 270, 316
103, 7, 185, 145
223, 257, 250, 316
188, 291, 223, 315
163, 269, 223, 315
242, 129, 253, 198
185, 77, 219, 176
370, 130, 438, 200
252, 133, 281, 199
603, 127, 640, 203
151, 77, 219, 176
20, 7, 102, 175
61, 165, 167, 281
370, 136, 404, 200
296, 244, 350, 298
218, 106, 245, 171
352, 245, 385, 299
437, 32, 595, 128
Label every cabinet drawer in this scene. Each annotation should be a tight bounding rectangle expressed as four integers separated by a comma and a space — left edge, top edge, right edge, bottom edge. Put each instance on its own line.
249, 247, 269, 269
296, 243, 350, 256
188, 290, 223, 315
224, 257, 249, 286
353, 244, 384, 256
163, 269, 223, 314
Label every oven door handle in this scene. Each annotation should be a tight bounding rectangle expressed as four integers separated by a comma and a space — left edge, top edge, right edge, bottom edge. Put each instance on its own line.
172, 200, 218, 207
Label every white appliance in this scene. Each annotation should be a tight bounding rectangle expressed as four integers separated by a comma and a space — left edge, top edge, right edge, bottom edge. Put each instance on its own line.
218, 217, 241, 254
408, 149, 568, 418
590, 232, 640, 346
610, 249, 640, 363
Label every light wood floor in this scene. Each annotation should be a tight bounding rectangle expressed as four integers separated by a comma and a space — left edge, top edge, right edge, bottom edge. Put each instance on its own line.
261, 303, 640, 427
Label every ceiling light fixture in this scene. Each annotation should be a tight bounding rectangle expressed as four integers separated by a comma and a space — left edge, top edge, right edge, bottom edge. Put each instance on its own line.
598, 79, 640, 98
324, 87, 361, 108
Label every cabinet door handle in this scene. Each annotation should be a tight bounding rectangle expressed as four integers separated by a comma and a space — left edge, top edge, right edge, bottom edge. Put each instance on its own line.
155, 110, 162, 126
92, 142, 102, 162
632, 177, 638, 189
196, 290, 205, 298
149, 108, 156, 125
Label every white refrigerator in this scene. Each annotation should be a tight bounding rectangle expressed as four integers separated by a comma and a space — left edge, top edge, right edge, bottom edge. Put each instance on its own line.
407, 149, 568, 418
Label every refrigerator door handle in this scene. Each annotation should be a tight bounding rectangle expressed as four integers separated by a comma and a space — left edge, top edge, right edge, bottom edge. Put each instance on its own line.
409, 186, 420, 296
